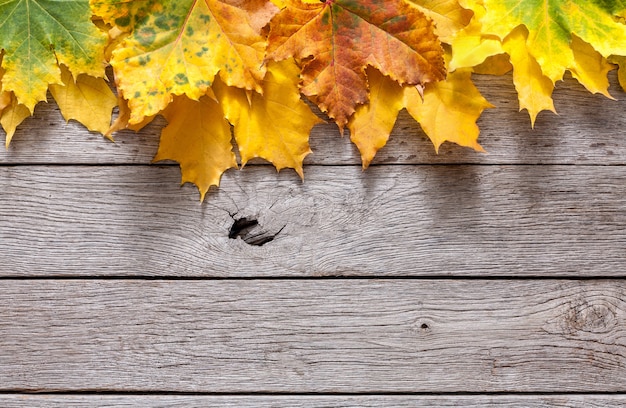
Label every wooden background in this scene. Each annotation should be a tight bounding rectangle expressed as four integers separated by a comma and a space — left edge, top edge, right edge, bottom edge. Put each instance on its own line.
1, 73, 625, 407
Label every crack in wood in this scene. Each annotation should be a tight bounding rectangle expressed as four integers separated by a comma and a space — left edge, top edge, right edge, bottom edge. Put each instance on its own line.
228, 216, 284, 246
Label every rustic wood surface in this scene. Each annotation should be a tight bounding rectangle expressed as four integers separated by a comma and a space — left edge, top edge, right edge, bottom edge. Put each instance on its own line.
1, 72, 625, 406
2, 395, 626, 407
2, 279, 626, 393
1, 165, 624, 276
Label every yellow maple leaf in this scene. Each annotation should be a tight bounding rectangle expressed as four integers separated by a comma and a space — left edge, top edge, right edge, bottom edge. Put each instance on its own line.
214, 59, 322, 177
49, 65, 118, 136
448, 0, 504, 71
569, 35, 614, 98
0, 62, 30, 146
502, 26, 556, 127
0, 64, 10, 111
348, 68, 405, 168
408, 0, 473, 42
1, 92, 31, 147
348, 64, 491, 166
405, 68, 492, 152
472, 54, 512, 75
104, 94, 156, 139
153, 95, 238, 201
0, 91, 10, 112
91, 0, 278, 124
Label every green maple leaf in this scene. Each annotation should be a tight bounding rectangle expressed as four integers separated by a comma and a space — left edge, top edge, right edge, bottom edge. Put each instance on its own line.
0, 0, 108, 112
480, 0, 626, 83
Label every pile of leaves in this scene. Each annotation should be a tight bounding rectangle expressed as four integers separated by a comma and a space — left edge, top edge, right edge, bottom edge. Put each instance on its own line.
2, 0, 626, 200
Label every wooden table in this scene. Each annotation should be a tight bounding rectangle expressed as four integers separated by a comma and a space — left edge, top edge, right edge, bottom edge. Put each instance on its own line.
1, 73, 625, 407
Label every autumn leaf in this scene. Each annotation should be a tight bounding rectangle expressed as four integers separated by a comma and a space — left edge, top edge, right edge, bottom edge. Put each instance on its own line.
348, 68, 405, 168
408, 0, 473, 42
91, 0, 278, 124
568, 35, 614, 98
105, 94, 157, 139
1, 92, 31, 147
153, 95, 238, 202
448, 0, 505, 71
502, 26, 555, 126
348, 64, 490, 167
0, 62, 9, 111
0, 0, 108, 112
405, 68, 492, 152
479, 0, 626, 84
49, 65, 117, 136
214, 59, 322, 177
266, 0, 445, 131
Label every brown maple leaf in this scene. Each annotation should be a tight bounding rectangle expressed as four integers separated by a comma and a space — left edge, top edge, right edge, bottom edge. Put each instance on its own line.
266, 0, 445, 131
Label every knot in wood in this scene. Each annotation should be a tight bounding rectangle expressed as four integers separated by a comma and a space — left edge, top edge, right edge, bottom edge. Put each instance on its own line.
228, 216, 285, 247
564, 299, 617, 335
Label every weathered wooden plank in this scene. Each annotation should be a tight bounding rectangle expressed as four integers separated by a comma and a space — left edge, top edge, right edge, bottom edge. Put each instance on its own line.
1, 74, 625, 165
1, 279, 626, 392
1, 165, 624, 277
2, 394, 626, 407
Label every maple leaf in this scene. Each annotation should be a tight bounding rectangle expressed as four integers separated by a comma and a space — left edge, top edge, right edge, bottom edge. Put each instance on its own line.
49, 65, 117, 136
348, 68, 404, 168
0, 61, 30, 146
0, 0, 108, 112
153, 95, 238, 202
568, 35, 614, 99
214, 59, 322, 177
405, 67, 492, 152
91, 0, 278, 124
408, 0, 473, 42
479, 0, 626, 84
451, 0, 619, 124
502, 26, 555, 126
266, 0, 445, 131
1, 93, 31, 147
104, 94, 157, 138
348, 65, 491, 167
448, 0, 504, 72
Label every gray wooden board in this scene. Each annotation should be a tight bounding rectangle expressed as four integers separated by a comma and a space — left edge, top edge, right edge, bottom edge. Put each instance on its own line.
1, 165, 624, 277
1, 279, 626, 392
1, 395, 626, 407
1, 74, 625, 166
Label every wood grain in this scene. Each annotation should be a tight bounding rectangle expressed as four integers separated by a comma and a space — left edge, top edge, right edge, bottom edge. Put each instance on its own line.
1, 395, 626, 407
1, 68, 625, 402
1, 74, 625, 166
1, 165, 624, 277
2, 279, 626, 392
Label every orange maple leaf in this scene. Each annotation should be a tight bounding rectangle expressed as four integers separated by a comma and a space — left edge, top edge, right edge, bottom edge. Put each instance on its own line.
267, 0, 445, 131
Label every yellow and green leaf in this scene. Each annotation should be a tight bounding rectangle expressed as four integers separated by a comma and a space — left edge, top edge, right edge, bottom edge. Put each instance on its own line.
480, 0, 626, 83
91, 0, 278, 124
0, 0, 108, 112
